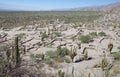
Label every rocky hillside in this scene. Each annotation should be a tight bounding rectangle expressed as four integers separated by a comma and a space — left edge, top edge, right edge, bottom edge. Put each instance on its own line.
70, 2, 120, 11
93, 2, 120, 28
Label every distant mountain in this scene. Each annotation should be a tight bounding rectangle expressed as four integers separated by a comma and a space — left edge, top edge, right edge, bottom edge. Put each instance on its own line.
69, 2, 120, 11
0, 8, 7, 11
93, 2, 120, 28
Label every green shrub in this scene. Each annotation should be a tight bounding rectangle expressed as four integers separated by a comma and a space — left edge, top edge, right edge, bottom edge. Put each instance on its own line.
98, 32, 106, 36
89, 32, 97, 38
30, 54, 45, 60
117, 46, 120, 51
53, 57, 65, 63
46, 50, 58, 58
41, 33, 48, 40
54, 31, 61, 37
111, 52, 120, 60
64, 57, 71, 63
79, 35, 92, 43
43, 59, 54, 66
57, 47, 70, 57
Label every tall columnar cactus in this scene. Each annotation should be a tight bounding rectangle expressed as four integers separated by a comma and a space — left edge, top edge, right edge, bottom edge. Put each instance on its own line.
72, 67, 74, 77
23, 45, 26, 54
70, 48, 77, 62
88, 73, 90, 77
77, 42, 81, 49
108, 43, 113, 54
14, 36, 20, 66
84, 50, 88, 60
58, 70, 64, 77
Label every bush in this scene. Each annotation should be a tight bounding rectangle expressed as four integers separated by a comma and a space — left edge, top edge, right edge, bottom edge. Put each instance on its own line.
117, 46, 120, 51
64, 57, 71, 63
53, 57, 65, 63
79, 35, 92, 43
98, 32, 106, 36
89, 32, 97, 38
41, 33, 48, 40
43, 59, 54, 66
111, 52, 120, 60
54, 31, 61, 37
57, 47, 70, 57
46, 50, 58, 58
30, 54, 45, 60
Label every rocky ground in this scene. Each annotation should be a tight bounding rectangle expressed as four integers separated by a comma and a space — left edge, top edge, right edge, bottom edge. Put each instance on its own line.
0, 20, 120, 77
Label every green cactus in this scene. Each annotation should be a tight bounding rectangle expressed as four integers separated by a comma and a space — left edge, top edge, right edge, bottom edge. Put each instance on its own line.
41, 54, 45, 60
70, 51, 77, 62
70, 47, 77, 62
101, 58, 108, 71
14, 36, 20, 66
23, 45, 26, 54
58, 70, 64, 77
84, 51, 88, 60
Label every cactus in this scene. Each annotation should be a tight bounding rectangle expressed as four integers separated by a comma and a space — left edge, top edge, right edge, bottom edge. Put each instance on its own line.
70, 51, 77, 62
108, 43, 113, 54
58, 70, 64, 77
70, 46, 77, 62
41, 54, 45, 60
72, 67, 74, 77
88, 73, 90, 77
101, 58, 108, 71
77, 42, 81, 49
14, 36, 20, 66
84, 51, 88, 60
23, 45, 26, 54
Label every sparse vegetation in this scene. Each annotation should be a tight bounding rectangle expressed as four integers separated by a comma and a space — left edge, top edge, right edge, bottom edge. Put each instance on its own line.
0, 3, 120, 76
98, 32, 106, 36
89, 32, 97, 38
100, 58, 109, 71
79, 35, 92, 43
111, 52, 120, 60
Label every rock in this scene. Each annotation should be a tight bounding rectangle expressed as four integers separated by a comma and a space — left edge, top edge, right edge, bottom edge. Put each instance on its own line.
73, 55, 84, 63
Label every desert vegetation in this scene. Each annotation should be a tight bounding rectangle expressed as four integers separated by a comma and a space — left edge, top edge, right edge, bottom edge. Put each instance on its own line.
0, 2, 120, 77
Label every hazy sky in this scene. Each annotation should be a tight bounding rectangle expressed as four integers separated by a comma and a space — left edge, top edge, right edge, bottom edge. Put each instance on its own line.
0, 0, 120, 10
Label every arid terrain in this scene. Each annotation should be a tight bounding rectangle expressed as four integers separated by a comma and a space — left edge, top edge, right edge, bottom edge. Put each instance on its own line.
0, 2, 120, 77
